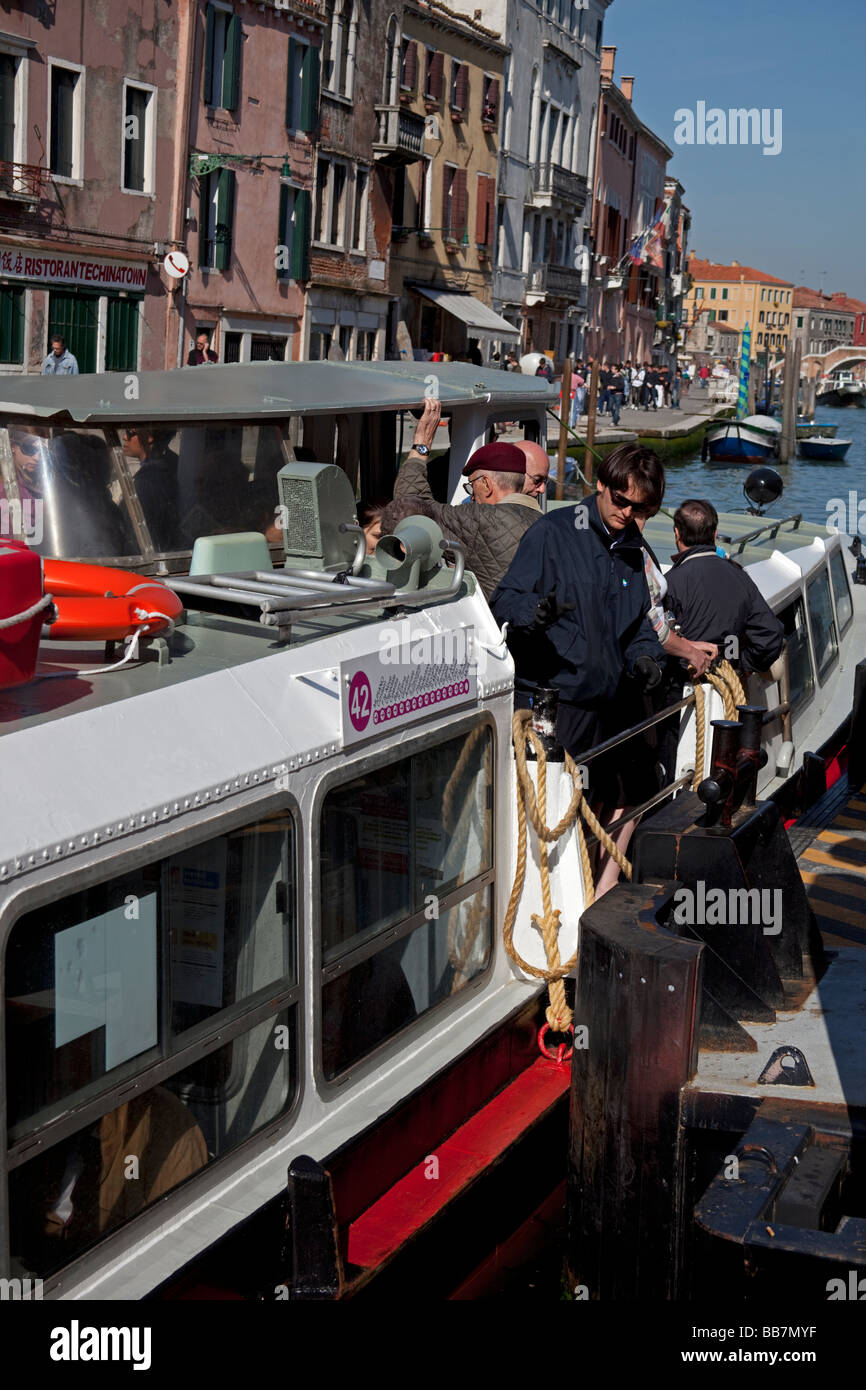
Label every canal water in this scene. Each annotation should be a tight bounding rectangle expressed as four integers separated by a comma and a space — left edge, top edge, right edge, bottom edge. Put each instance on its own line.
667, 404, 866, 534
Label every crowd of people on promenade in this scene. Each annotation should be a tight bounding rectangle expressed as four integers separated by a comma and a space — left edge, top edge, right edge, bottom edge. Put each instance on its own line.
563, 359, 689, 426
363, 396, 785, 895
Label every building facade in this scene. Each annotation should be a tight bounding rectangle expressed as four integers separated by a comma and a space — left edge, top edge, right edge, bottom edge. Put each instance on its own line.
304, 0, 423, 363
0, 2, 180, 376
180, 0, 325, 367
585, 50, 673, 367
791, 287, 855, 359
387, 1, 513, 361
683, 258, 793, 362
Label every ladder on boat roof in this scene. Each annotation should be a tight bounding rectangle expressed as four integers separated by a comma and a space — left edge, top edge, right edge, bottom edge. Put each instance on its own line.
168, 543, 466, 636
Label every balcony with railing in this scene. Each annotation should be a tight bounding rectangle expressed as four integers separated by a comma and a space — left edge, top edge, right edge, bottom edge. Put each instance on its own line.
0, 162, 52, 202
528, 263, 586, 301
373, 106, 425, 165
530, 163, 588, 209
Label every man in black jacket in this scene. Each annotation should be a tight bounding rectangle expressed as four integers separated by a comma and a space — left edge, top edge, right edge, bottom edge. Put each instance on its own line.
491, 442, 667, 763
664, 499, 784, 673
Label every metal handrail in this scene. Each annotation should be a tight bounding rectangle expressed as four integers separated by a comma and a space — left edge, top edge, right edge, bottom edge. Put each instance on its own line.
718, 514, 803, 553
578, 693, 696, 766
583, 772, 694, 850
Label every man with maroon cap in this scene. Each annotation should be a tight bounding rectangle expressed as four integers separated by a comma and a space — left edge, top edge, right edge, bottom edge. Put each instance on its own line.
381, 397, 540, 601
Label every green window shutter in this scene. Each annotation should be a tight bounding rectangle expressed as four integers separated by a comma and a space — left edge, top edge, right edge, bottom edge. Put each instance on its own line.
198, 170, 211, 266
301, 43, 319, 133
48, 291, 98, 373
105, 296, 140, 372
214, 168, 235, 270
286, 36, 297, 128
0, 288, 24, 364
277, 182, 290, 281
223, 12, 241, 110
291, 189, 311, 281
203, 4, 215, 106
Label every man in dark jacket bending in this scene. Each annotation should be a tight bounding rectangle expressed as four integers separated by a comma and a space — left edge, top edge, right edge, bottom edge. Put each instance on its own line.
381, 397, 541, 602
665, 499, 784, 673
491, 442, 667, 762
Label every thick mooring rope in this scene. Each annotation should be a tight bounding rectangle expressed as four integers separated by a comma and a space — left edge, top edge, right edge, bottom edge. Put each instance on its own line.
503, 709, 632, 1032
691, 660, 746, 790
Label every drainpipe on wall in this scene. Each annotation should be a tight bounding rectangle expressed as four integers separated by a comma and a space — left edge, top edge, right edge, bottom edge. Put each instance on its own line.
169, 1, 195, 369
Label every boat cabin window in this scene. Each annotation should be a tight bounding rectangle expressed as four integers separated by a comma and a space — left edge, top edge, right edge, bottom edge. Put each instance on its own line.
777, 596, 813, 710
1, 423, 139, 559
4, 810, 298, 1277
319, 724, 493, 1079
806, 567, 838, 682
828, 548, 853, 635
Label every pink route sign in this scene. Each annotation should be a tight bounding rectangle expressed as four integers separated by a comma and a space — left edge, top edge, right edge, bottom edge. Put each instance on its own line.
340, 635, 476, 746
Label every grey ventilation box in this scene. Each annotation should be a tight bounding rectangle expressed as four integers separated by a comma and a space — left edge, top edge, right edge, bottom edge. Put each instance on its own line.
277, 460, 358, 570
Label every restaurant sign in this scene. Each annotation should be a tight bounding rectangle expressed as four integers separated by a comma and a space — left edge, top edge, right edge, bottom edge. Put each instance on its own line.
0, 245, 149, 290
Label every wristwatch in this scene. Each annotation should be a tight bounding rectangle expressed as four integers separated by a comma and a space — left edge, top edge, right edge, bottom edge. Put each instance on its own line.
412, 442, 430, 455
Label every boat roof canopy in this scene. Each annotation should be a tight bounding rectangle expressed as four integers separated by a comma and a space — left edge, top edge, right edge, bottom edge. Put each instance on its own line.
0, 361, 555, 426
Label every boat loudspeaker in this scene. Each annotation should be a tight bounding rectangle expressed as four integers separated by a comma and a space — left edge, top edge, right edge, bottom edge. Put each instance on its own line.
278, 461, 360, 572
374, 515, 445, 591
743, 465, 783, 512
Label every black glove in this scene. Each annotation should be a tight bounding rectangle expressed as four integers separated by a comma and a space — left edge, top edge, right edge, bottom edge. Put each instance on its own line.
633, 655, 663, 690
531, 588, 576, 632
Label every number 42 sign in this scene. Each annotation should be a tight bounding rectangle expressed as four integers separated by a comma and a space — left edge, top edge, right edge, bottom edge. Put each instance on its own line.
340, 650, 475, 747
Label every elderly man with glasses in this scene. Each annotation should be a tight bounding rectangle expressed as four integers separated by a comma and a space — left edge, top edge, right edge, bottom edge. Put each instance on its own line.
380, 397, 542, 602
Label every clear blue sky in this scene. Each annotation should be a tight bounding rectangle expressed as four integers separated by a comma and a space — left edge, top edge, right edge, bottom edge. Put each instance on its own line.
603, 0, 866, 298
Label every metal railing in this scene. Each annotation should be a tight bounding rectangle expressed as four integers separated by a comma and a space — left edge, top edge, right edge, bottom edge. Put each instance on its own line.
718, 514, 803, 554
0, 161, 52, 198
531, 163, 589, 207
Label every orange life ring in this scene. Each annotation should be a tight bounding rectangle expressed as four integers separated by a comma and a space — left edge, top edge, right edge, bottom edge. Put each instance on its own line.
42, 559, 184, 642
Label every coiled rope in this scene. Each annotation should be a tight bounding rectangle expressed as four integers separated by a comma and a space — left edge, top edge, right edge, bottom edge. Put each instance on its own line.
691, 660, 746, 790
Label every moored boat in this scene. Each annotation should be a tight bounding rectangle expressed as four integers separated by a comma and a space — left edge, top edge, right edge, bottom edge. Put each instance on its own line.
816, 373, 866, 408
798, 436, 852, 461
796, 419, 839, 439
702, 413, 781, 465
0, 362, 863, 1301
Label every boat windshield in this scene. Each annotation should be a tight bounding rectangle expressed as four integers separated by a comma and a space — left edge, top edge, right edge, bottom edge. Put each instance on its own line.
0, 420, 287, 560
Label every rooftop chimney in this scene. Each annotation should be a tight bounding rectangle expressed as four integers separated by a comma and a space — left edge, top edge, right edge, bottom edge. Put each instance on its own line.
731, 260, 739, 266
620, 76, 634, 102
600, 46, 616, 82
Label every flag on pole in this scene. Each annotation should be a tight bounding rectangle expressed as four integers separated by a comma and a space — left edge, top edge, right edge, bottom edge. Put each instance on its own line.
737, 323, 752, 420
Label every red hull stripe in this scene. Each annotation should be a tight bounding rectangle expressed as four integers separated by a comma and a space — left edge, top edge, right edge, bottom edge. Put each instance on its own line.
347, 1057, 570, 1271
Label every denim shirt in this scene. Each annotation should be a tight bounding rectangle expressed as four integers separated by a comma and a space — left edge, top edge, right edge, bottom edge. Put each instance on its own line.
41, 350, 79, 375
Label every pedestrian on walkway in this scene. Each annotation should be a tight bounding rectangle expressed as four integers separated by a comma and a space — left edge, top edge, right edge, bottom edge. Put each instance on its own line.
608, 364, 624, 426
671, 368, 682, 410
699, 364, 710, 389
42, 334, 79, 375
598, 363, 611, 416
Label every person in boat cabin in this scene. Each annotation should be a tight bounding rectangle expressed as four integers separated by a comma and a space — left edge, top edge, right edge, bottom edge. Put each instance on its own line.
491, 442, 669, 893
515, 439, 550, 501
381, 396, 541, 602
664, 499, 785, 677
122, 426, 181, 552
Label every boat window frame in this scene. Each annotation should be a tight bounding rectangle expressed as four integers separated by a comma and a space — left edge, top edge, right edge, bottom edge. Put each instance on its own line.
0, 789, 304, 1281
827, 543, 854, 640
804, 563, 839, 686
776, 589, 814, 716
311, 710, 497, 1095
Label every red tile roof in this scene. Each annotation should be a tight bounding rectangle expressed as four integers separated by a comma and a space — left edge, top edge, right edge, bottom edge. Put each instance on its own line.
687, 257, 792, 287
793, 285, 848, 311
828, 291, 866, 313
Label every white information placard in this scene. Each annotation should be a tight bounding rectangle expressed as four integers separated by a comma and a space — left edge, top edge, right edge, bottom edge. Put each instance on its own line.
341, 623, 476, 747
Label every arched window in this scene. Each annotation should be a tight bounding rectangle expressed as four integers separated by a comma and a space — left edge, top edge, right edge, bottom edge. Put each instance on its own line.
383, 15, 401, 104
323, 0, 358, 100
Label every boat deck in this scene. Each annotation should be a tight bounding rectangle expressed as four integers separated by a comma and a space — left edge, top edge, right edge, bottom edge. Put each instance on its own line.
792, 774, 866, 950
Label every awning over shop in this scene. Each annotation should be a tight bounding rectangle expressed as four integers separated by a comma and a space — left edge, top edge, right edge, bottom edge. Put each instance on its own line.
412, 286, 521, 343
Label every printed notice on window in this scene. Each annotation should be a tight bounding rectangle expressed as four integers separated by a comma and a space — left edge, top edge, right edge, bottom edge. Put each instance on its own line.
167, 841, 228, 1008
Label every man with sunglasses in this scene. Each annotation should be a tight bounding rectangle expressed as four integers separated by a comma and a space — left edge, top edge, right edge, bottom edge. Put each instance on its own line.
491, 442, 668, 767
515, 439, 550, 501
